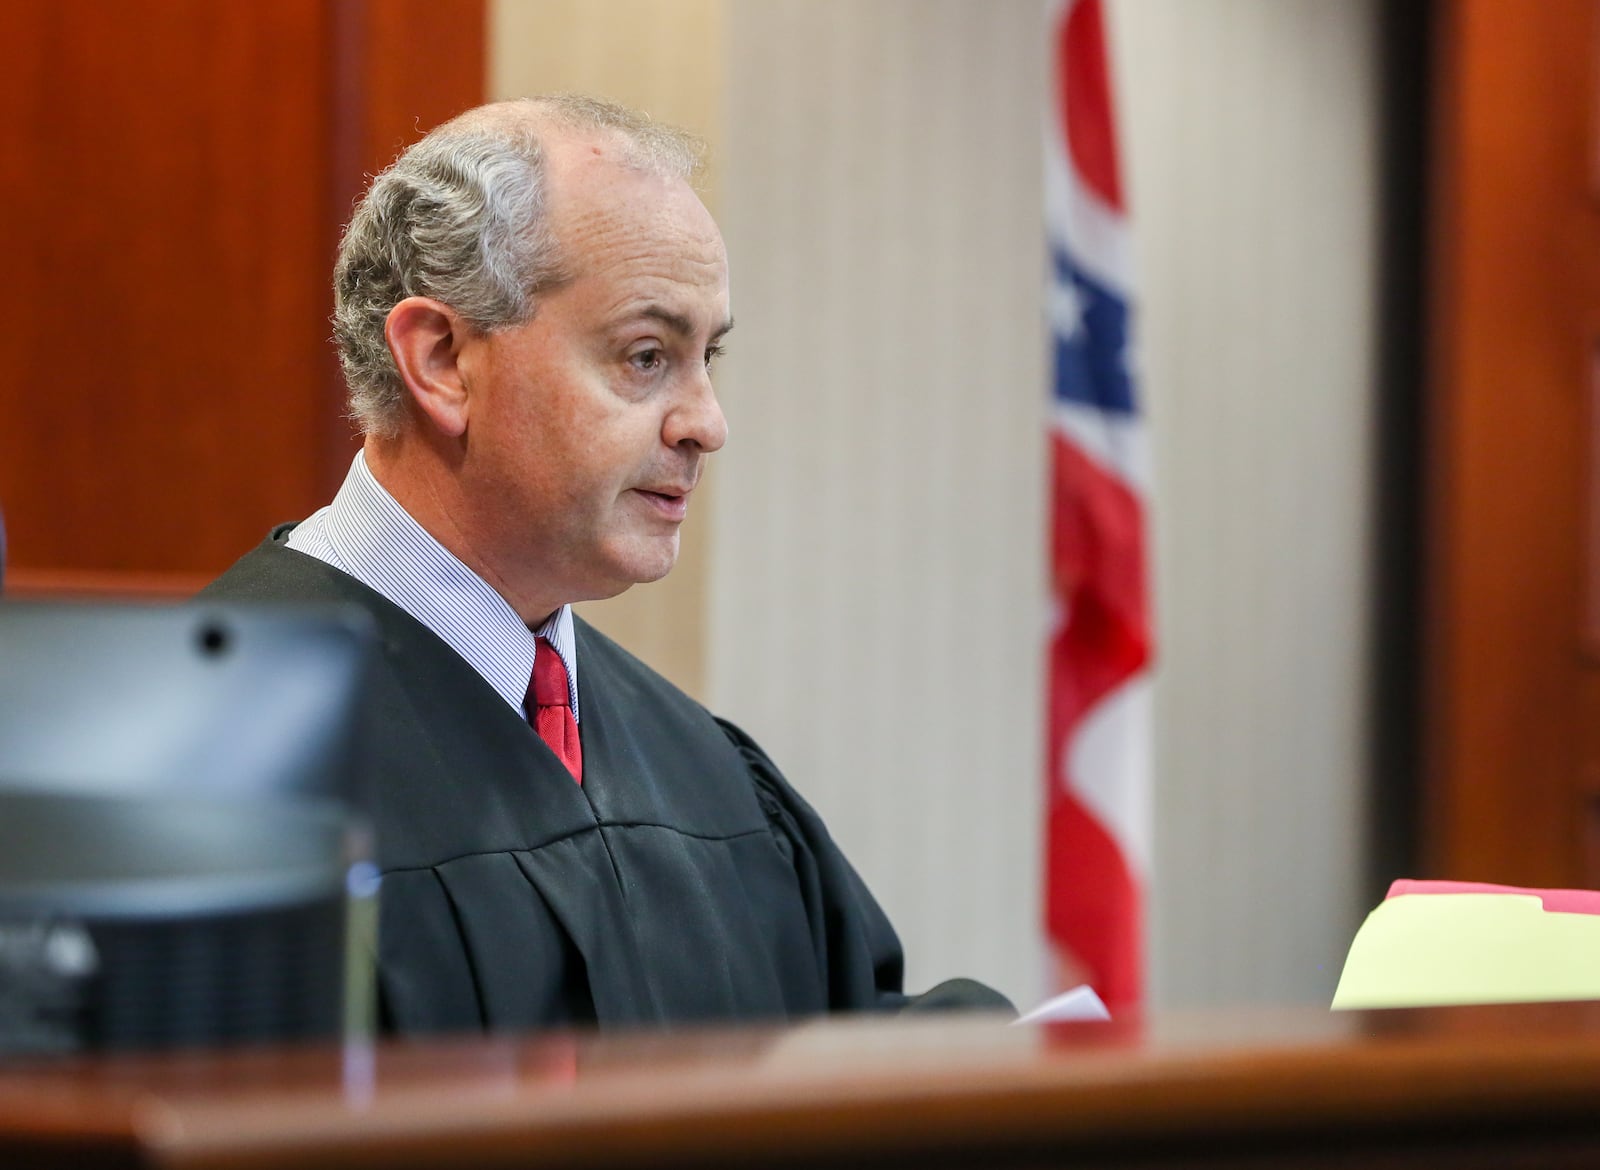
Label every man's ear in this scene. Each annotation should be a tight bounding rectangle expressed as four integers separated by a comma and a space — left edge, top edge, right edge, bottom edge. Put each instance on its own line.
385, 297, 473, 438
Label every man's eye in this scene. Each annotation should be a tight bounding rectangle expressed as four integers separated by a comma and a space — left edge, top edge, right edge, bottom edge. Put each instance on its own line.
631, 348, 663, 372
704, 343, 726, 370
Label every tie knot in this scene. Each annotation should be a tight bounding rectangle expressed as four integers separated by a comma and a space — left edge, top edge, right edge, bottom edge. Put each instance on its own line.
531, 638, 570, 710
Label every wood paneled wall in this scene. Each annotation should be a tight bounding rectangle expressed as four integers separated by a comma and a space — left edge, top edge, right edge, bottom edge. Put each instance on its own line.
1424, 0, 1600, 886
0, 1, 483, 597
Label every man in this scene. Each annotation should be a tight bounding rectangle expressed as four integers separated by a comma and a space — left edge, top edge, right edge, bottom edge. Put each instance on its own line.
205, 96, 1004, 1031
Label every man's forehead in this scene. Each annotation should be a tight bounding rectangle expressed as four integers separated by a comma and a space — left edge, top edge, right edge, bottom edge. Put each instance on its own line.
544, 136, 694, 222
546, 165, 726, 290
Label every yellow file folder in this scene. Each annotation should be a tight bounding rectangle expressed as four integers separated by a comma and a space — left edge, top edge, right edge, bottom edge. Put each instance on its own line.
1332, 880, 1600, 1010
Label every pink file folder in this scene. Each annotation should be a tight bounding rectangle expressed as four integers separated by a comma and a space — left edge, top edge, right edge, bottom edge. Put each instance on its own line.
1385, 879, 1600, 916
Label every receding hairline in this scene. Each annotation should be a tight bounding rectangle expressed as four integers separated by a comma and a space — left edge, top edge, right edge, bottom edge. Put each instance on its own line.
426, 95, 706, 184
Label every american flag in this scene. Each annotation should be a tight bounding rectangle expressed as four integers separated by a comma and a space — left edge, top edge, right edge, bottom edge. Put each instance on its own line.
1044, 0, 1153, 1015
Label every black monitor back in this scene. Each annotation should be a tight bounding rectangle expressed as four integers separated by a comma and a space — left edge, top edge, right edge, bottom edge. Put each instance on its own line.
0, 601, 377, 1055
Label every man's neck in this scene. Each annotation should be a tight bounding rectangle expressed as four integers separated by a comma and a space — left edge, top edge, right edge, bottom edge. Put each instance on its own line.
363, 435, 564, 626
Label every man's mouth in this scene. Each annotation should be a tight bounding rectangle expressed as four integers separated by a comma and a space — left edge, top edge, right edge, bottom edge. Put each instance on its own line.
638, 483, 691, 500
634, 487, 691, 521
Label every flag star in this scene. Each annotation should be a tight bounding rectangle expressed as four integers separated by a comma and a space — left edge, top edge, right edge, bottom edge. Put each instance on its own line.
1050, 276, 1087, 342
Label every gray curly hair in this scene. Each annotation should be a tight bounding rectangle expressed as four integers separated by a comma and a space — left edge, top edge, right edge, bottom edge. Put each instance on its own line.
332, 95, 704, 438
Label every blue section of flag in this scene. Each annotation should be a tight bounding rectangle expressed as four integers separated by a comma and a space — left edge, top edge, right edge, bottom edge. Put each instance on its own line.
1051, 244, 1134, 416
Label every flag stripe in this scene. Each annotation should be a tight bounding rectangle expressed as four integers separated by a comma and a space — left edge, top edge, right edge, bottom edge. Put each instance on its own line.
1056, 0, 1124, 212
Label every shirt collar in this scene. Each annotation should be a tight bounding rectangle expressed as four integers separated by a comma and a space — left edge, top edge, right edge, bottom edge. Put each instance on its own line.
308, 452, 578, 720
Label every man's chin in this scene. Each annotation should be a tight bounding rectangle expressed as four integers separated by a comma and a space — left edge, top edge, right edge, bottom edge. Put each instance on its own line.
599, 538, 682, 592
626, 552, 680, 587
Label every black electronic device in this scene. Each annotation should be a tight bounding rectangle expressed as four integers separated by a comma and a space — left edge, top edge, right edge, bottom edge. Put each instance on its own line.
0, 601, 377, 1055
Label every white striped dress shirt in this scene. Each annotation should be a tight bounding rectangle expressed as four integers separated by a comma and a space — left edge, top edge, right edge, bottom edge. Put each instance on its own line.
286, 452, 579, 722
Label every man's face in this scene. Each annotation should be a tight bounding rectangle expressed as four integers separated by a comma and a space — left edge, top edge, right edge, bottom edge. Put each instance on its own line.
454, 138, 731, 615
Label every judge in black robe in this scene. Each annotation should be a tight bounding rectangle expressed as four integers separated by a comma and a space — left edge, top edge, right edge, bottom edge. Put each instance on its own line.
201, 95, 1012, 1034
202, 529, 918, 1031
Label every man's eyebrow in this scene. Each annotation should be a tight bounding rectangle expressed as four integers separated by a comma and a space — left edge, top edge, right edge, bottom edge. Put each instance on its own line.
634, 306, 735, 340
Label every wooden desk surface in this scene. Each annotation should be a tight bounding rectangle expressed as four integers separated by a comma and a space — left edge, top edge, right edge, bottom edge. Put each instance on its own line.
5, 1003, 1600, 1169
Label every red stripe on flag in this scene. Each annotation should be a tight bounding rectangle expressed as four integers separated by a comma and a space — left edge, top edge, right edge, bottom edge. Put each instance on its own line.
1051, 434, 1148, 676
1048, 433, 1149, 1013
1056, 0, 1124, 212
1046, 788, 1142, 1008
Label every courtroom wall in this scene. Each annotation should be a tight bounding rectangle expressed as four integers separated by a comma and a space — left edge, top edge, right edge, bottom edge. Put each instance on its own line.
709, 0, 1047, 1005
1112, 0, 1382, 1005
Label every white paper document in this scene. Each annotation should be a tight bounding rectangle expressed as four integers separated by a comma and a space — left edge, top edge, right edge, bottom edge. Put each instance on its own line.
1014, 984, 1111, 1025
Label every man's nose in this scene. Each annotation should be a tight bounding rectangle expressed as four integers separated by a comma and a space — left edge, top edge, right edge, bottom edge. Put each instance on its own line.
665, 368, 729, 454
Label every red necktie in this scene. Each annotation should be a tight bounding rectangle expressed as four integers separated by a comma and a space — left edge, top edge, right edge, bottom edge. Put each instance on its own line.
529, 637, 582, 784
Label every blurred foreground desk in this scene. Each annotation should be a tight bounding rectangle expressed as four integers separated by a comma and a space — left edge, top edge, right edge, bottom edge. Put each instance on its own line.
5, 1004, 1600, 1169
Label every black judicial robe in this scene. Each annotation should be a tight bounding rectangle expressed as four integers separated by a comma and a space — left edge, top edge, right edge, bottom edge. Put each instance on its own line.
200, 528, 909, 1032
